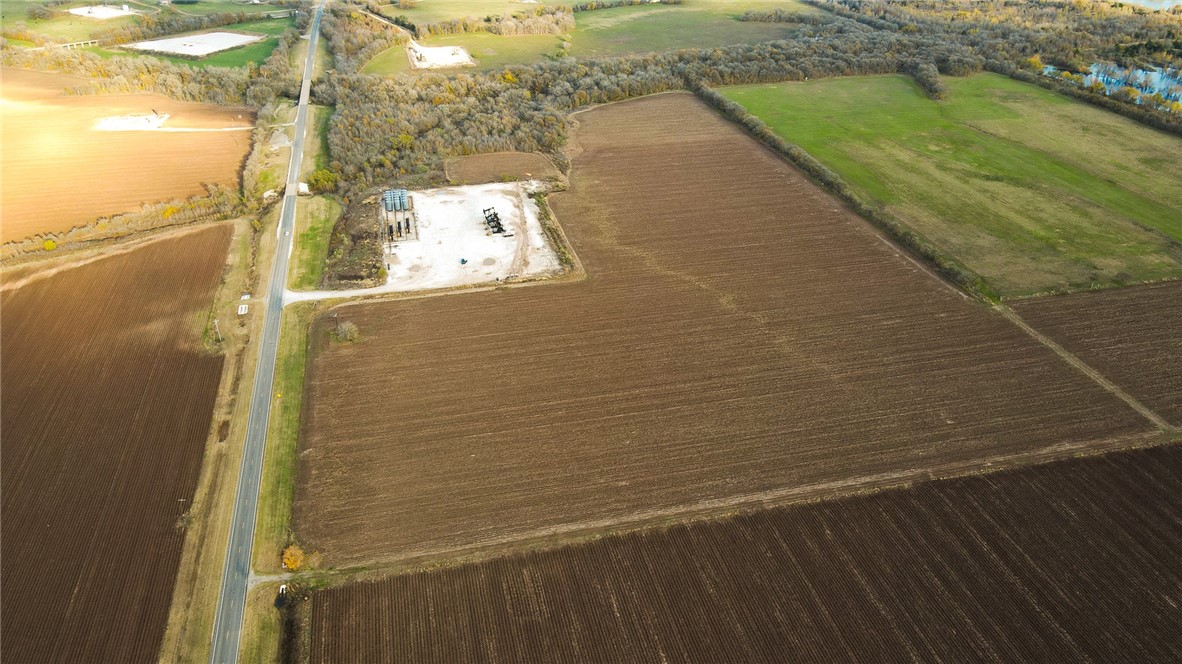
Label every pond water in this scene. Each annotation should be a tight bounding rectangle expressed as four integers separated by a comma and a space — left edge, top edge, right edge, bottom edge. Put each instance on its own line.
1045, 63, 1182, 102
1118, 0, 1181, 9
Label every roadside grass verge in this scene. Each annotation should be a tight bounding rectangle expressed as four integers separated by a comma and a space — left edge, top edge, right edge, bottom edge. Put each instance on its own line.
300, 105, 332, 179
253, 300, 320, 574
722, 73, 1182, 297
238, 583, 284, 664
288, 196, 340, 291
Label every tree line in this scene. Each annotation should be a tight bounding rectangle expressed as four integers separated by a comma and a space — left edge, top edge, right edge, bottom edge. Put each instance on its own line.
807, 0, 1182, 121
312, 16, 983, 199
319, 5, 405, 74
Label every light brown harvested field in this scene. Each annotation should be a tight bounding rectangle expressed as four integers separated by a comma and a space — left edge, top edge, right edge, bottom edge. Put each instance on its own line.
446, 151, 560, 184
294, 93, 1150, 566
0, 68, 253, 243
1012, 281, 1182, 425
0, 225, 231, 663
308, 443, 1182, 663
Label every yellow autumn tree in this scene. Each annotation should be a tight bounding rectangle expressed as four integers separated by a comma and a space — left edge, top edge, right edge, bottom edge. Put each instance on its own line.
282, 544, 305, 570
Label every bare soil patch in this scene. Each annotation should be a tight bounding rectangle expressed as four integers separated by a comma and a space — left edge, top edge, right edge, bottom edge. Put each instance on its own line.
293, 93, 1148, 567
308, 442, 1182, 663
1012, 281, 1182, 425
0, 225, 232, 663
0, 68, 253, 243
447, 151, 560, 184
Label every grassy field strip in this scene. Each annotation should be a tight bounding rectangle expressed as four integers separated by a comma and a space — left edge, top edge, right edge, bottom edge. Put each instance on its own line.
238, 581, 285, 664
253, 301, 320, 574
364, 0, 813, 74
722, 74, 1182, 297
1, 0, 285, 43
287, 197, 339, 291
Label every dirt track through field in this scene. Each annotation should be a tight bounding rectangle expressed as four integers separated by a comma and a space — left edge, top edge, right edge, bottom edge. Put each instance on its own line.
309, 442, 1182, 663
1011, 281, 1182, 426
294, 93, 1150, 567
1, 225, 231, 663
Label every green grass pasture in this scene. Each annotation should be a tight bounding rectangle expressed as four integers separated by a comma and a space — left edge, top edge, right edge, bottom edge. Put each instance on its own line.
723, 73, 1182, 296
365, 0, 815, 74
86, 16, 293, 67
168, 0, 286, 16
1, 0, 141, 41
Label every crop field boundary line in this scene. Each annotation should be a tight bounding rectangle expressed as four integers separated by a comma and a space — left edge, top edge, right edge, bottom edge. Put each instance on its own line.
284, 260, 587, 307
159, 218, 264, 664
287, 428, 1169, 586
997, 304, 1175, 431
0, 220, 238, 292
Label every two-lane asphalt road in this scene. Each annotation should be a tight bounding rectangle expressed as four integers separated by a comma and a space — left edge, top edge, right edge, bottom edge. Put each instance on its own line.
208, 3, 325, 662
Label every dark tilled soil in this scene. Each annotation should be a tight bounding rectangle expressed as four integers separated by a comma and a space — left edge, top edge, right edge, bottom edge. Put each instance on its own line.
309, 443, 1182, 663
1012, 280, 1182, 425
1, 225, 231, 663
294, 93, 1149, 566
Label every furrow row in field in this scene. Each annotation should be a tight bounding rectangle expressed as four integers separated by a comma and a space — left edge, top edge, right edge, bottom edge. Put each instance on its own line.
293, 93, 1149, 567
308, 443, 1182, 662
0, 225, 232, 663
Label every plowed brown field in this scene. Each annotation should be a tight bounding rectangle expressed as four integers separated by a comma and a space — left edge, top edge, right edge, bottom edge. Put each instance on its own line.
309, 442, 1182, 663
1, 225, 231, 663
1012, 281, 1182, 425
0, 68, 253, 243
294, 93, 1149, 566
446, 151, 560, 184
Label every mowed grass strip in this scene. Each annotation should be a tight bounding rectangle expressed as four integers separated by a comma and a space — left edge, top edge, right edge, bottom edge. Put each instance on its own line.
723, 74, 1182, 297
1012, 281, 1182, 426
254, 301, 321, 572
0, 225, 231, 663
292, 93, 1148, 567
165, 0, 284, 15
568, 1, 801, 60
308, 442, 1182, 663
